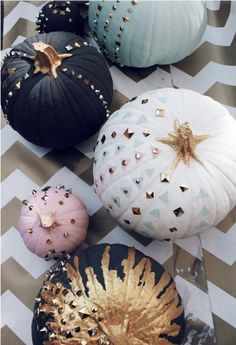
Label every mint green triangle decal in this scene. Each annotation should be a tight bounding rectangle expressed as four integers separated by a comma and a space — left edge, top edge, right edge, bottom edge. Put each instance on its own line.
137, 114, 148, 124
197, 189, 209, 199
145, 169, 155, 178
132, 177, 144, 189
123, 111, 132, 119
199, 206, 209, 216
134, 140, 144, 148
115, 145, 126, 155
112, 196, 121, 207
120, 187, 131, 199
144, 222, 155, 230
195, 220, 208, 229
159, 191, 168, 203
149, 209, 160, 218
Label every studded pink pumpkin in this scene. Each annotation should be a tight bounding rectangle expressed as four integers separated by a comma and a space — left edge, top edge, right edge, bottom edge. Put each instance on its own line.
17, 186, 89, 260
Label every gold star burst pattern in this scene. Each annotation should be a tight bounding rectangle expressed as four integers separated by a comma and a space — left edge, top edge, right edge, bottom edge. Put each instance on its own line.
39, 246, 183, 345
158, 119, 209, 169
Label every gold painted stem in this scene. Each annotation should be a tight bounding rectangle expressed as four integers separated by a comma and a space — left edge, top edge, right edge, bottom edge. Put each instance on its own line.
39, 213, 55, 228
32, 41, 72, 78
158, 119, 209, 169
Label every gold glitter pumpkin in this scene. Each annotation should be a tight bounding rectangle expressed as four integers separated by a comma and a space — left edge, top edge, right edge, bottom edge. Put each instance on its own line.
32, 244, 185, 344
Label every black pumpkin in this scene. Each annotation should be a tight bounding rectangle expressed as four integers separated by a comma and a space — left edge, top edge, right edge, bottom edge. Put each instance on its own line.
1, 32, 113, 148
32, 243, 185, 345
36, 1, 84, 35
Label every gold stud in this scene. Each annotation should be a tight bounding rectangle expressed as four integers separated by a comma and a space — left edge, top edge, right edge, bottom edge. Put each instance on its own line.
169, 227, 178, 232
122, 15, 129, 22
7, 67, 16, 74
155, 108, 165, 117
146, 191, 154, 199
111, 131, 117, 138
70, 218, 75, 224
122, 159, 128, 166
63, 232, 69, 238
135, 152, 141, 160
28, 228, 33, 234
143, 130, 150, 137
123, 128, 134, 139
160, 172, 170, 183
74, 42, 81, 48
173, 207, 184, 217
179, 184, 189, 192
132, 207, 141, 215
46, 239, 52, 245
142, 99, 148, 104
152, 147, 159, 154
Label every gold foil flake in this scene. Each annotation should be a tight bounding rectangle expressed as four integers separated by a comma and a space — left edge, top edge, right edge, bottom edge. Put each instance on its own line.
173, 207, 184, 217
70, 219, 76, 224
169, 227, 178, 232
132, 207, 141, 215
38, 246, 183, 344
111, 131, 116, 138
135, 152, 141, 160
155, 108, 165, 117
123, 128, 134, 139
142, 99, 148, 104
157, 119, 209, 169
146, 191, 154, 199
179, 184, 189, 192
160, 172, 170, 183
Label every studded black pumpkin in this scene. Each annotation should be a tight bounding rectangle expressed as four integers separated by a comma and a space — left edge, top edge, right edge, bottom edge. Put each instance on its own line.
32, 243, 185, 345
1, 31, 113, 148
36, 1, 84, 35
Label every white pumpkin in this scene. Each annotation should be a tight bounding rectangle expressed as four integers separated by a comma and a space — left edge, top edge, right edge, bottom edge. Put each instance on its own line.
93, 89, 236, 240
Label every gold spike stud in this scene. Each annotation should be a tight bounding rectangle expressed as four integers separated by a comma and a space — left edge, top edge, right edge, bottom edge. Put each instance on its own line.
173, 207, 184, 217
160, 172, 170, 183
132, 207, 141, 215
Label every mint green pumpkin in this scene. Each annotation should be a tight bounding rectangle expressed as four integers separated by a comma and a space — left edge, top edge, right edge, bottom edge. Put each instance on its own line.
89, 0, 207, 67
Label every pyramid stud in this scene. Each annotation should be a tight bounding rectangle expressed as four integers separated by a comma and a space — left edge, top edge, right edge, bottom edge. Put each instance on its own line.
160, 172, 170, 183
123, 128, 134, 139
143, 130, 150, 137
169, 227, 178, 232
142, 99, 148, 104
155, 108, 165, 117
179, 184, 189, 192
132, 207, 141, 215
146, 191, 154, 199
173, 207, 184, 217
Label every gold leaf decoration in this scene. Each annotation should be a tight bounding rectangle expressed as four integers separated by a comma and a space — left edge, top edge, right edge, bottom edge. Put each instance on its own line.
39, 246, 183, 345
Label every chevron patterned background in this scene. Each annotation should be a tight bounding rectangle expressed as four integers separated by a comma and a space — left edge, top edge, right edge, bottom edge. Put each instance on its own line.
1, 1, 236, 345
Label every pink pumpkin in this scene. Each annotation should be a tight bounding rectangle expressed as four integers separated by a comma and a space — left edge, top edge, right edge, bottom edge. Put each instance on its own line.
17, 185, 89, 260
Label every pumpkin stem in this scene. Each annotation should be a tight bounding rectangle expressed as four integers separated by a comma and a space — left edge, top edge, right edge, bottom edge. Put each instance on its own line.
39, 213, 56, 228
32, 41, 72, 78
158, 119, 209, 169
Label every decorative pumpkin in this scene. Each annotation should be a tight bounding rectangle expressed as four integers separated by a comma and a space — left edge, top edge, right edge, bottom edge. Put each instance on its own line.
88, 1, 207, 67
1, 31, 113, 148
32, 243, 185, 344
36, 1, 84, 35
93, 88, 236, 240
17, 185, 89, 259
